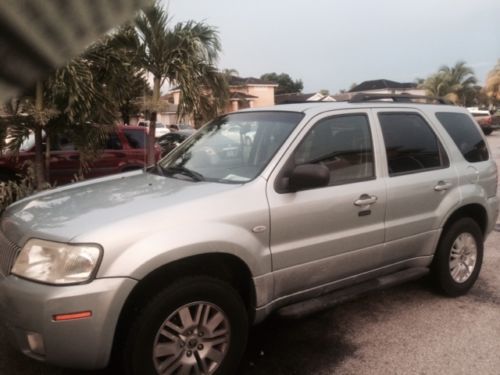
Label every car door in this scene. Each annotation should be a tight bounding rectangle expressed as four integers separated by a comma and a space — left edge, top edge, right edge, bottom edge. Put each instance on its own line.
123, 128, 149, 165
373, 108, 460, 264
48, 135, 81, 184
86, 132, 128, 178
266, 110, 387, 298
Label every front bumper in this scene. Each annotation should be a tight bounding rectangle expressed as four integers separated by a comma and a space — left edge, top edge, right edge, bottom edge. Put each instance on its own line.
0, 275, 136, 370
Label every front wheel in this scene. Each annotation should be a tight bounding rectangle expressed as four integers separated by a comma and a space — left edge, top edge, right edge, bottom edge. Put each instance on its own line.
123, 276, 248, 375
431, 218, 483, 296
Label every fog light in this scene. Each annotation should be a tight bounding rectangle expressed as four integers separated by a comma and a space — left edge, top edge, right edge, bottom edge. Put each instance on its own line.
26, 331, 45, 355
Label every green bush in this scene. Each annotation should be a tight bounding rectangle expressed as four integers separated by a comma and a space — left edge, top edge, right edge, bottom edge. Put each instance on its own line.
0, 166, 49, 212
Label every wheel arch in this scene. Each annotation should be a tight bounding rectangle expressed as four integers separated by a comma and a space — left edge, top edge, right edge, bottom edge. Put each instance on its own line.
112, 252, 256, 359
442, 203, 488, 237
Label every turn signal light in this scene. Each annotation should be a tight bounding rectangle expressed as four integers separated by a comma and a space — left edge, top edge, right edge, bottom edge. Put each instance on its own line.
53, 311, 92, 321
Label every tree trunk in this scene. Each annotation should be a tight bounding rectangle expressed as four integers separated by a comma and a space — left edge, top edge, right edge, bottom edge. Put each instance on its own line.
44, 134, 51, 182
34, 81, 46, 189
122, 102, 130, 125
147, 76, 161, 166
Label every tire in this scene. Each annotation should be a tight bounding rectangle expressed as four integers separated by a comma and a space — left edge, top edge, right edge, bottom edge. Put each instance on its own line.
123, 276, 248, 375
431, 218, 483, 297
482, 127, 493, 135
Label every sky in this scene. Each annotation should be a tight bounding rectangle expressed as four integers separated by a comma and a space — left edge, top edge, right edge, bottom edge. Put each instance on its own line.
164, 0, 499, 93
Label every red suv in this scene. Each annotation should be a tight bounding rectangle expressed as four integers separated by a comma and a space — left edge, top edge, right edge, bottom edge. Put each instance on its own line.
0, 126, 159, 184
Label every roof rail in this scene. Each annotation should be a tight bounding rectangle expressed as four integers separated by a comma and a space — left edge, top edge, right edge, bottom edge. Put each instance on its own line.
348, 93, 452, 105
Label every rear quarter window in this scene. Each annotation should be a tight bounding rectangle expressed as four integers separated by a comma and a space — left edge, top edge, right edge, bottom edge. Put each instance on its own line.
435, 112, 489, 163
124, 129, 147, 149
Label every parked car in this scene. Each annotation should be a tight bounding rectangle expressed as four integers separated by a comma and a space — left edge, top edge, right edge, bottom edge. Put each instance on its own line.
157, 130, 193, 156
0, 126, 159, 184
0, 95, 498, 374
137, 120, 171, 138
169, 123, 195, 132
467, 107, 494, 135
154, 122, 170, 138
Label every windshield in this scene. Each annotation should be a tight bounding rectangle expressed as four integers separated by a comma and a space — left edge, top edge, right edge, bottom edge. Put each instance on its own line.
158, 111, 304, 183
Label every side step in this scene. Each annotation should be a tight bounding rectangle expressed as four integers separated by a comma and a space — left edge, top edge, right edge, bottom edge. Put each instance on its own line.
276, 267, 429, 319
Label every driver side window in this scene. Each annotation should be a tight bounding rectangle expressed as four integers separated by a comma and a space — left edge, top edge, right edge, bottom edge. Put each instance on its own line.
295, 114, 375, 186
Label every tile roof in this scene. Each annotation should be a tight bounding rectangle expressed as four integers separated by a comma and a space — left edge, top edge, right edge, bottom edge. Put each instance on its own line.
275, 92, 332, 104
229, 91, 259, 100
349, 79, 418, 92
228, 76, 277, 86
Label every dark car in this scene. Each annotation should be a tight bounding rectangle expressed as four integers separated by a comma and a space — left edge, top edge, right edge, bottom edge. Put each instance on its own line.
157, 129, 193, 156
0, 126, 160, 184
168, 123, 195, 132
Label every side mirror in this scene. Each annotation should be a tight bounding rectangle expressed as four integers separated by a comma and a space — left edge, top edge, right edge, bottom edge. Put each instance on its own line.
288, 163, 330, 192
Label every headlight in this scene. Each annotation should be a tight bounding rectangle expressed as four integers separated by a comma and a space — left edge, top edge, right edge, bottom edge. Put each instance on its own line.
11, 239, 102, 285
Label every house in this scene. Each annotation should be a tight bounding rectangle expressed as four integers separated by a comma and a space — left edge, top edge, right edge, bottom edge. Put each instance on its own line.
225, 76, 278, 112
159, 76, 278, 125
275, 92, 336, 104
349, 79, 426, 96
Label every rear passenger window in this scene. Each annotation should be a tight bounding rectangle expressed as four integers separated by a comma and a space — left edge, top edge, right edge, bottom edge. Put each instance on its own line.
435, 112, 489, 162
379, 113, 449, 176
294, 114, 374, 186
106, 133, 122, 150
125, 130, 146, 149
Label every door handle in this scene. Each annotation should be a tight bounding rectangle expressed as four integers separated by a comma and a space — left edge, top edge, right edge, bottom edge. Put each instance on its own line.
354, 194, 378, 207
434, 181, 452, 191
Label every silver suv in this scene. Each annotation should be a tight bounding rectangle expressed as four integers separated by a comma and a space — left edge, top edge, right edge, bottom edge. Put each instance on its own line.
0, 94, 498, 375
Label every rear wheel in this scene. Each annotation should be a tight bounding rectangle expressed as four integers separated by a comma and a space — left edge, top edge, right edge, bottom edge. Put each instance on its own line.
123, 276, 248, 375
431, 218, 483, 296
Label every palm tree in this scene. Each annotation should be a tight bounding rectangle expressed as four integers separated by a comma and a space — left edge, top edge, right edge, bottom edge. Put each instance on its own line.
423, 61, 477, 105
86, 25, 152, 125
422, 72, 451, 98
438, 61, 477, 105
222, 68, 239, 79
134, 3, 228, 165
2, 51, 118, 188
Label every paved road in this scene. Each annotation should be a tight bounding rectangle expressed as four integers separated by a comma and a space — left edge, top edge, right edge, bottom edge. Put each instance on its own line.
2, 134, 500, 375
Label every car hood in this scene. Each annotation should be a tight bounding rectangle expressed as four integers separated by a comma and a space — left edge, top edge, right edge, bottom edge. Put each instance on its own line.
1, 171, 237, 245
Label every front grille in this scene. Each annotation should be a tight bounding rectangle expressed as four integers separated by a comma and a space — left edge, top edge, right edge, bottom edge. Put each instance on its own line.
0, 230, 21, 276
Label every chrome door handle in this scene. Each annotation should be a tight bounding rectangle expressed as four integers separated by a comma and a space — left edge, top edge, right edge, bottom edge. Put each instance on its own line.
434, 181, 452, 191
354, 194, 378, 206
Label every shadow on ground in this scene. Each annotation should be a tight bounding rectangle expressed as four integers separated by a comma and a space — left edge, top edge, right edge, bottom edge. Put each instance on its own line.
238, 312, 356, 375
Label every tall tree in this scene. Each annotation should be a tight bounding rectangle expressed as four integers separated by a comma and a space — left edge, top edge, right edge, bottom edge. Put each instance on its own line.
260, 72, 303, 95
134, 3, 227, 164
222, 68, 239, 77
87, 25, 152, 125
438, 61, 477, 105
2, 48, 118, 187
485, 60, 500, 105
423, 61, 477, 105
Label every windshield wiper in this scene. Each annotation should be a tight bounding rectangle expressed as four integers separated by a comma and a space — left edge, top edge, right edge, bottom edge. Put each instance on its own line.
162, 165, 205, 182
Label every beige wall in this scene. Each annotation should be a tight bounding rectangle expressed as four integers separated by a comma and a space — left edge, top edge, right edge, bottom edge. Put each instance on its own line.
246, 85, 276, 107
166, 83, 277, 117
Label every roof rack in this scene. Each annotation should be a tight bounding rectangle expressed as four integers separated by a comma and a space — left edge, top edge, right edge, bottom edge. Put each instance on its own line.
348, 93, 452, 105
